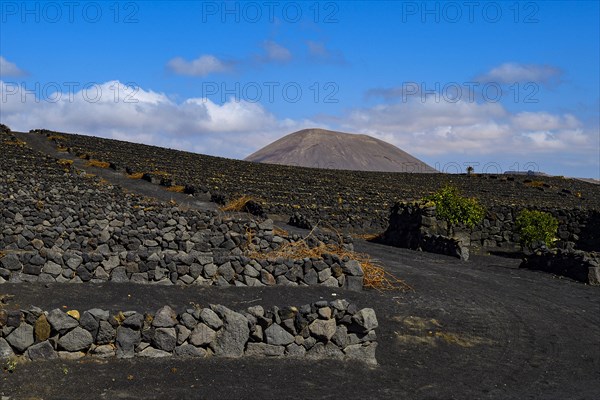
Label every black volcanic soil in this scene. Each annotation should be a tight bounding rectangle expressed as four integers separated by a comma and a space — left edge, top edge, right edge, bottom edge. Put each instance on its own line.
2, 129, 599, 399
22, 130, 600, 232
2, 239, 599, 399
10, 130, 217, 213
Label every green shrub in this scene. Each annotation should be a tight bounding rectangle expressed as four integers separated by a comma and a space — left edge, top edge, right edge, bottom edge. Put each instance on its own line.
515, 209, 558, 248
424, 186, 485, 228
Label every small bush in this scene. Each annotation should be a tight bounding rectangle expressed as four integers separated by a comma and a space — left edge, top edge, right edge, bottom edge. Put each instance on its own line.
425, 186, 485, 228
128, 172, 144, 179
151, 171, 171, 177
524, 180, 547, 188
515, 209, 558, 248
3, 139, 27, 147
57, 159, 73, 168
166, 185, 185, 193
273, 227, 289, 237
354, 233, 382, 241
47, 134, 66, 141
220, 195, 257, 212
87, 159, 111, 168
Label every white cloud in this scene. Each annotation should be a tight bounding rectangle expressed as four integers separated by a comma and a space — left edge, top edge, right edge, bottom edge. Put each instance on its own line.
1, 79, 596, 177
511, 112, 580, 131
332, 96, 597, 162
262, 41, 292, 62
345, 98, 506, 134
477, 62, 562, 85
0, 80, 314, 159
167, 55, 232, 77
0, 56, 26, 77
167, 42, 292, 76
185, 97, 279, 132
519, 131, 562, 150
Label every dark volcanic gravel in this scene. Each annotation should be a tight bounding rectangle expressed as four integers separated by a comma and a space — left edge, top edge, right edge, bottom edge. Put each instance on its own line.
1, 129, 599, 400
1, 241, 599, 399
24, 130, 600, 232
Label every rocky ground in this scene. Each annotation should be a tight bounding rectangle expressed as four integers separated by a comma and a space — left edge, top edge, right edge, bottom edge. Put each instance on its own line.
1, 245, 599, 399
26, 129, 600, 232
1, 129, 599, 399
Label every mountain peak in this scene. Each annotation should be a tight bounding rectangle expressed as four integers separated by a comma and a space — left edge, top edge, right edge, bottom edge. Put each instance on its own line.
245, 128, 436, 173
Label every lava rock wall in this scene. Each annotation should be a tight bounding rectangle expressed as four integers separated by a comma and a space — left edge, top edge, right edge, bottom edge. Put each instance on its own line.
32, 129, 600, 233
381, 202, 600, 262
0, 301, 378, 364
520, 248, 600, 285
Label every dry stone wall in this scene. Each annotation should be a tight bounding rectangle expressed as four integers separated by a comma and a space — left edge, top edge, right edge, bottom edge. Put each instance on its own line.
0, 208, 362, 289
1, 130, 378, 366
0, 301, 378, 365
0, 248, 364, 290
1, 133, 362, 289
520, 248, 600, 285
31, 129, 600, 232
383, 202, 599, 255
381, 202, 600, 284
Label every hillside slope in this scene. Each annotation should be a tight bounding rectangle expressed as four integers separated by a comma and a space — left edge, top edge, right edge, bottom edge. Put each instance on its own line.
245, 128, 437, 173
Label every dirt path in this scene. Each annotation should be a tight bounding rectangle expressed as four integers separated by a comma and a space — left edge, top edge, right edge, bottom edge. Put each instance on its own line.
3, 132, 599, 399
2, 242, 598, 399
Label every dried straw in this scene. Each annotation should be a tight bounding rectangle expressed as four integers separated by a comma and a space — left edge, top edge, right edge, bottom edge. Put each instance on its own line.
246, 225, 411, 291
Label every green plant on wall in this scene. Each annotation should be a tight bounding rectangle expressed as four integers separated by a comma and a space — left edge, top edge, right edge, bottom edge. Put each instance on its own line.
515, 209, 559, 248
424, 186, 485, 228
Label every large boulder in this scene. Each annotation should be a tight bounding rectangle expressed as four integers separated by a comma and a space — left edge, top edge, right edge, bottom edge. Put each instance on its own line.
6, 324, 34, 352
116, 326, 141, 358
264, 324, 295, 346
209, 305, 249, 357
152, 306, 178, 328
58, 327, 94, 352
350, 308, 378, 334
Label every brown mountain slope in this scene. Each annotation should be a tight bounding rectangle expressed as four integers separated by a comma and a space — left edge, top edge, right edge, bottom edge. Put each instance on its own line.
245, 128, 436, 173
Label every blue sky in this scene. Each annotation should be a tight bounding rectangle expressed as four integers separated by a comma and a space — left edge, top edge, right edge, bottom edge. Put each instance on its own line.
1, 1, 599, 178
